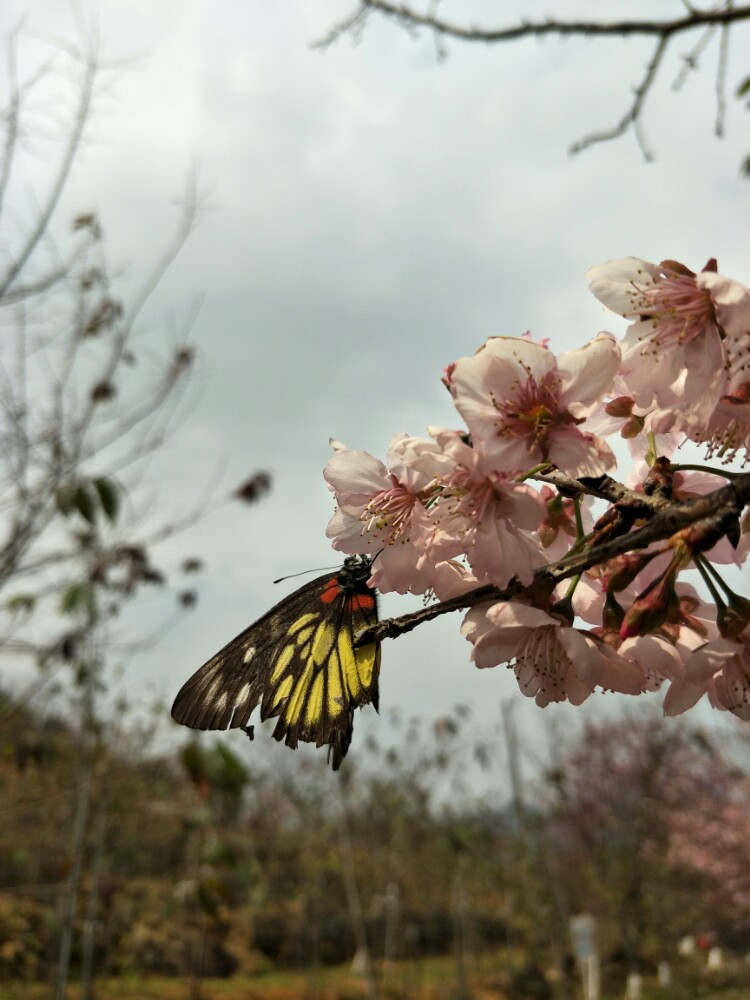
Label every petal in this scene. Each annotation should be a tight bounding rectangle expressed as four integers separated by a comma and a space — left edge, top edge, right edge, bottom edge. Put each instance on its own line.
469, 513, 540, 588
557, 333, 621, 411
485, 601, 557, 630
547, 427, 616, 478
324, 447, 389, 501
556, 628, 605, 684
663, 677, 706, 716
621, 635, 683, 681
682, 330, 725, 425
586, 257, 660, 316
684, 640, 739, 684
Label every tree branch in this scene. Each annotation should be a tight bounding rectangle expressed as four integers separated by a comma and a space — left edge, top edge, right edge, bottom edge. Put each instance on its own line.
569, 34, 669, 158
319, 3, 750, 48
319, 2, 750, 158
358, 472, 750, 644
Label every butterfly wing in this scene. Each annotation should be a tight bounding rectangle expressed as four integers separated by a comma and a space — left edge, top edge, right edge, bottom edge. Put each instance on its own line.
171, 558, 380, 769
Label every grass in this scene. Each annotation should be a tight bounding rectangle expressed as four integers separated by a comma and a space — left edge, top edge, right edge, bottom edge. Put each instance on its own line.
4, 951, 750, 1000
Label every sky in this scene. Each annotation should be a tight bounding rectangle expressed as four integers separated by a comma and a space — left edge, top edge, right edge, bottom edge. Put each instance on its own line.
4, 0, 750, 792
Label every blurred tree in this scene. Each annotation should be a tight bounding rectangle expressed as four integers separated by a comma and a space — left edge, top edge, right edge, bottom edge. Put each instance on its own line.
542, 714, 748, 982
0, 26, 269, 999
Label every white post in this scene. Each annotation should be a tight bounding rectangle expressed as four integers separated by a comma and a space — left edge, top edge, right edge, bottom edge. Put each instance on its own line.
626, 972, 642, 999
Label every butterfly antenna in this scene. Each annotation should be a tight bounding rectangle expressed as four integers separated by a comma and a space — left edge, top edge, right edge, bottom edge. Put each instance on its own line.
273, 565, 337, 585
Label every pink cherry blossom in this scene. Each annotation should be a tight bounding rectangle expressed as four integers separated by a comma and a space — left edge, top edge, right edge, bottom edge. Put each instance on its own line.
320, 251, 750, 728
572, 576, 686, 691
423, 428, 545, 589
690, 390, 750, 467
447, 335, 619, 479
618, 634, 683, 692
461, 600, 644, 707
587, 257, 750, 440
664, 629, 750, 721
324, 436, 450, 594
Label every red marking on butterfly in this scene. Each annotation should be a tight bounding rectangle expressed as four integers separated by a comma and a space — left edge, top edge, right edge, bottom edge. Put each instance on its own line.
320, 578, 342, 603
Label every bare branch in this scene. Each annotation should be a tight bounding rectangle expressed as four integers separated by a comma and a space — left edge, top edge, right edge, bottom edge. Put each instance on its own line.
569, 34, 669, 158
0, 48, 96, 301
672, 23, 717, 90
314, 4, 373, 48
319, 2, 750, 47
0, 32, 20, 219
715, 15, 731, 136
320, 2, 750, 157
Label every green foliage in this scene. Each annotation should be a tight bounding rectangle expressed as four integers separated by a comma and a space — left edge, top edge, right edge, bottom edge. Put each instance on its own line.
93, 478, 120, 523
6, 594, 35, 614
74, 484, 97, 524
60, 583, 95, 617
55, 478, 121, 525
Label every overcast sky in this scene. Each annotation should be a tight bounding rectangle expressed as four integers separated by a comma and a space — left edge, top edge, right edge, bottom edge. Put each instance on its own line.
5, 0, 750, 790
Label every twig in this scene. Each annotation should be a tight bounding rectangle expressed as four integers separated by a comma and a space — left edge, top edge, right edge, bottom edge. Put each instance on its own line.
358, 472, 750, 644
569, 34, 669, 158
0, 50, 96, 301
318, 3, 750, 48
715, 14, 731, 137
319, 2, 750, 157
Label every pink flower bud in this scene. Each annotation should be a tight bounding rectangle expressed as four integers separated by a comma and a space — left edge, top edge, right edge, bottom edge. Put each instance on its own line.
620, 573, 679, 640
602, 550, 660, 593
604, 396, 634, 418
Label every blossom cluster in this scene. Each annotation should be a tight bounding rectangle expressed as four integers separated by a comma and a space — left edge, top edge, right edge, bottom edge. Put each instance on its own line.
324, 257, 750, 720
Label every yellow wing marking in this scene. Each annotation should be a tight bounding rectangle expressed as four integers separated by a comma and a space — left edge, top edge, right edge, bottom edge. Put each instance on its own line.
270, 644, 295, 684
355, 642, 378, 690
337, 629, 361, 699
289, 613, 317, 635
311, 622, 336, 665
295, 625, 315, 646
326, 648, 344, 717
284, 660, 313, 725
271, 674, 294, 708
305, 671, 326, 726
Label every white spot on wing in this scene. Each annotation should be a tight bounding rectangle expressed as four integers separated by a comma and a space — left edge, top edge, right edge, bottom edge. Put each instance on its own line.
243, 645, 256, 663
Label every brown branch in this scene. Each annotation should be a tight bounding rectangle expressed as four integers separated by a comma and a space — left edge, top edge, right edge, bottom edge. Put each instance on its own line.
319, 2, 750, 47
358, 472, 750, 644
319, 2, 750, 157
569, 34, 669, 159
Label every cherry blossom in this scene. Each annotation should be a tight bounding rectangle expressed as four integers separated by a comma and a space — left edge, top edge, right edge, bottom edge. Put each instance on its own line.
446, 334, 619, 478
587, 257, 750, 442
321, 252, 750, 727
324, 436, 449, 594
664, 629, 750, 721
422, 428, 545, 589
461, 600, 644, 707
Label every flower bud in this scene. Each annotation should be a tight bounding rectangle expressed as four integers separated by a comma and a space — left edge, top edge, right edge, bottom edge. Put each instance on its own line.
605, 396, 635, 418
602, 591, 625, 631
621, 415, 645, 439
620, 572, 679, 639
717, 593, 750, 640
602, 550, 660, 593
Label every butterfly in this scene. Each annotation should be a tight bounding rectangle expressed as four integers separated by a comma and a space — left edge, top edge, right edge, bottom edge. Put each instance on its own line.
171, 555, 380, 770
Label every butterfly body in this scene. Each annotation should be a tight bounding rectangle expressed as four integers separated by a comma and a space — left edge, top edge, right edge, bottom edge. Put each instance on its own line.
171, 556, 380, 769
